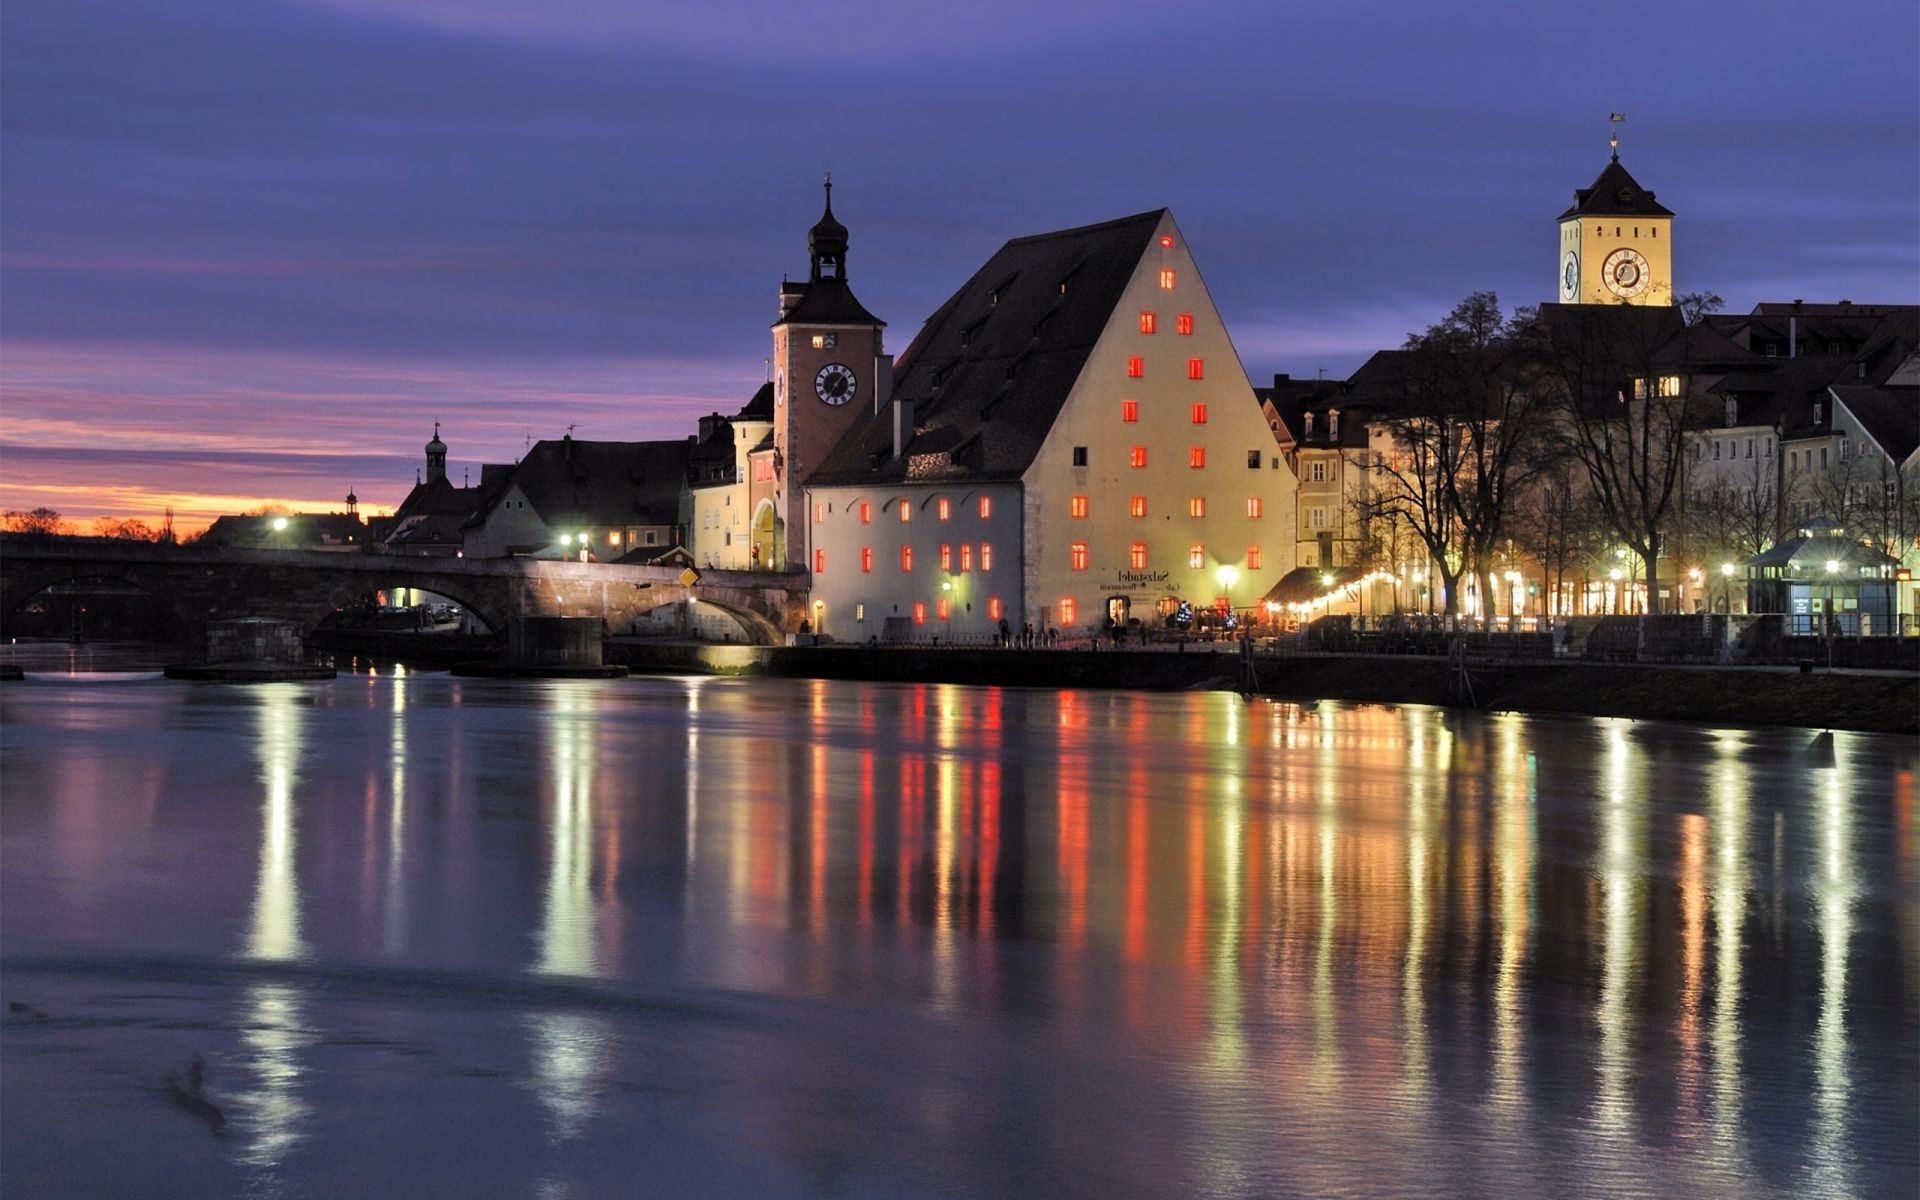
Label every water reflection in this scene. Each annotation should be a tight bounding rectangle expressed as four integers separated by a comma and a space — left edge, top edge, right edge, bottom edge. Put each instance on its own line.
3, 678, 1913, 1197
238, 685, 313, 1168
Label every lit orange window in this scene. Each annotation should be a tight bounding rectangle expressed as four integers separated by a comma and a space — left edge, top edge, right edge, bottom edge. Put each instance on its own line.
1189, 447, 1206, 469
988, 597, 1002, 620
1139, 311, 1157, 334
1059, 597, 1078, 625
940, 543, 952, 571
814, 549, 825, 573
859, 501, 872, 524
1159, 235, 1174, 248
1189, 497, 1206, 518
1189, 544, 1205, 569
937, 597, 950, 620
914, 602, 926, 624
899, 503, 911, 523
1126, 356, 1143, 379
937, 498, 951, 521
1191, 403, 1207, 424
960, 544, 973, 572
1130, 446, 1147, 468
1176, 313, 1194, 335
1070, 542, 1089, 570
900, 545, 913, 572
981, 543, 993, 571
1187, 358, 1204, 380
1121, 399, 1139, 422
1246, 497, 1263, 518
978, 496, 992, 519
1070, 494, 1089, 519
861, 546, 873, 572
813, 503, 824, 524
1159, 269, 1176, 290
1247, 545, 1262, 570
1129, 495, 1147, 518
1130, 542, 1148, 569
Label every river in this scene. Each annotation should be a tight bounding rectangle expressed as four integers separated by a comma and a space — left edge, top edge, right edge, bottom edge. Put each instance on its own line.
1, 673, 1914, 1198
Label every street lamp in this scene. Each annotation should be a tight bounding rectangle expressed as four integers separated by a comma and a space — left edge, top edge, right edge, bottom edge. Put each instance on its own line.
1608, 566, 1624, 615
1217, 565, 1241, 634
941, 580, 953, 644
1719, 562, 1736, 615
1824, 559, 1840, 664
271, 516, 289, 532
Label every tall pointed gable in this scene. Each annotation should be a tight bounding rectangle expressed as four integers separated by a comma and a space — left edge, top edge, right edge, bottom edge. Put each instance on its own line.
1560, 157, 1674, 220
809, 209, 1165, 484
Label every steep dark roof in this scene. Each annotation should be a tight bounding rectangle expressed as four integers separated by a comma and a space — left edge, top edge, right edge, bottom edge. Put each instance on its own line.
808, 209, 1167, 485
390, 475, 485, 522
736, 381, 774, 421
1830, 385, 1920, 464
1253, 372, 1348, 445
506, 437, 691, 527
1558, 158, 1674, 220
774, 278, 885, 328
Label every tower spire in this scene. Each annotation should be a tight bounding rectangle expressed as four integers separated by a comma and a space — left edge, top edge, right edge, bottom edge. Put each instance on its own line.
1609, 112, 1625, 161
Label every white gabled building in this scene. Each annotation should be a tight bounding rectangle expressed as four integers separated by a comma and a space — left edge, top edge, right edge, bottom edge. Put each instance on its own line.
799, 209, 1296, 642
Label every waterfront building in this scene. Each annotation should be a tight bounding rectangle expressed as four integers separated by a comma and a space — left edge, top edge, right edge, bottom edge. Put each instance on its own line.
1556, 148, 1674, 308
685, 384, 775, 570
801, 208, 1295, 641
462, 434, 690, 560
382, 425, 508, 556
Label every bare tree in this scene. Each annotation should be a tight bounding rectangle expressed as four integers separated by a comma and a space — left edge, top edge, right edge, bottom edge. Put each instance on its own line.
5, 507, 67, 536
1528, 292, 1723, 612
93, 518, 159, 541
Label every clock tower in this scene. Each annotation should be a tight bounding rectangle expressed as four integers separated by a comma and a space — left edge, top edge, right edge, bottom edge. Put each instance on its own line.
1556, 143, 1674, 307
764, 179, 886, 569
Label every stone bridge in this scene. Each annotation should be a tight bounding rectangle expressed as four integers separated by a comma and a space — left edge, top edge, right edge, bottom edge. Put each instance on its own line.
0, 534, 808, 646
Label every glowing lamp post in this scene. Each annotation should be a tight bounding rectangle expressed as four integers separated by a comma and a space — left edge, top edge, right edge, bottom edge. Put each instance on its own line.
1608, 567, 1624, 614
1217, 565, 1240, 633
1719, 562, 1736, 615
1824, 559, 1841, 665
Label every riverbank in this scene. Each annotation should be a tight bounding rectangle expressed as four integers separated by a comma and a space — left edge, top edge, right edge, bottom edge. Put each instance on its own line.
604, 640, 1920, 735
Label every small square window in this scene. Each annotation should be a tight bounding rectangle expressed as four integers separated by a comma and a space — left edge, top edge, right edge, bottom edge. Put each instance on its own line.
937, 498, 951, 521
981, 543, 993, 571
1187, 358, 1204, 380
1130, 495, 1147, 518
1191, 403, 1207, 424
1059, 597, 1078, 625
1130, 446, 1147, 468
1188, 544, 1205, 569
1121, 400, 1139, 422
979, 496, 992, 518
1247, 546, 1261, 571
1246, 497, 1263, 518
901, 545, 913, 572
1176, 313, 1194, 335
960, 544, 973, 572
899, 503, 911, 523
988, 597, 1002, 620
1073, 446, 1089, 467
1070, 542, 1089, 571
1159, 269, 1176, 290
1188, 497, 1205, 518
1139, 312, 1157, 334
940, 543, 952, 571
1070, 495, 1089, 519
1127, 356, 1144, 379
1247, 450, 1262, 469
859, 501, 872, 524
1189, 447, 1206, 469
814, 549, 826, 573
861, 546, 873, 573
1130, 542, 1148, 570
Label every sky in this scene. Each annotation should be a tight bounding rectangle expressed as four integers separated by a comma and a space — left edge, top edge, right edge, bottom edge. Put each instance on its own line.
3, 0, 1915, 532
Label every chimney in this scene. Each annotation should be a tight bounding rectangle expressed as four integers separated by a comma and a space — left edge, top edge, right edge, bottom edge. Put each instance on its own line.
893, 396, 915, 461
1789, 317, 1797, 360
873, 354, 894, 416
1274, 373, 1291, 387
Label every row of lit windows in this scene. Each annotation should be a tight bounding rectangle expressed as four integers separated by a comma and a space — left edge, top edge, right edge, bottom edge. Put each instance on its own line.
1072, 446, 1265, 469
816, 543, 998, 574
1125, 356, 1204, 379
1137, 312, 1197, 335
1070, 495, 1263, 519
1068, 543, 1261, 571
892, 596, 1006, 624
820, 496, 995, 526
1114, 400, 1210, 423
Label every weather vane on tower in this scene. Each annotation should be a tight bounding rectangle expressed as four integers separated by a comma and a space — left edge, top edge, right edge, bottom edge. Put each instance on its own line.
1609, 112, 1626, 160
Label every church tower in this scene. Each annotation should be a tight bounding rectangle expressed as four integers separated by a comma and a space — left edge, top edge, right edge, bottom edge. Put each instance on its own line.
762, 180, 887, 569
1557, 134, 1674, 306
424, 423, 448, 484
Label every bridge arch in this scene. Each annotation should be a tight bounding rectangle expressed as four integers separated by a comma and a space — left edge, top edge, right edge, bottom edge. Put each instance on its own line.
301, 575, 507, 637
0, 567, 198, 642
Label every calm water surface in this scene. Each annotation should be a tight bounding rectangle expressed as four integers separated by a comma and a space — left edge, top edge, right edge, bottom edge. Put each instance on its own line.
2, 675, 1915, 1198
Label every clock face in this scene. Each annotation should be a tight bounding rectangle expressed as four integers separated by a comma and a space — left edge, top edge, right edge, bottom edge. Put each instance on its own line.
1602, 247, 1651, 299
1561, 251, 1580, 301
814, 362, 856, 406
